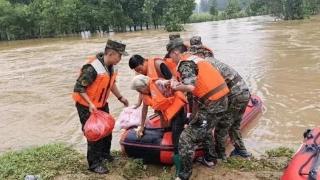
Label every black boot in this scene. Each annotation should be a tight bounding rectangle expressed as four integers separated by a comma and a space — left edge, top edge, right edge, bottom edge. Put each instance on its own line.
230, 148, 252, 158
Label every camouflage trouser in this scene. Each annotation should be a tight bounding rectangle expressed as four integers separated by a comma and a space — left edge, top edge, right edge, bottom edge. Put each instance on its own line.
178, 96, 227, 180
215, 90, 250, 156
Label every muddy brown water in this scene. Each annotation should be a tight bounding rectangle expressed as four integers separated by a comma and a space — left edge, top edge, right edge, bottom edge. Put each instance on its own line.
0, 15, 319, 155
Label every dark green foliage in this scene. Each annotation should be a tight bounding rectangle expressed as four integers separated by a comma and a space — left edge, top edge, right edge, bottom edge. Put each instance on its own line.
246, 0, 320, 20
209, 0, 219, 15
284, 0, 304, 19
0, 0, 195, 40
304, 0, 320, 15
226, 0, 241, 18
164, 0, 195, 31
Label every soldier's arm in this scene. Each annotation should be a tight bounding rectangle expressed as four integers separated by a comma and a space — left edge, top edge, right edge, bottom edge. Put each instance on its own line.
73, 64, 97, 93
217, 60, 237, 83
111, 83, 129, 107
171, 61, 197, 92
211, 58, 235, 83
74, 64, 97, 111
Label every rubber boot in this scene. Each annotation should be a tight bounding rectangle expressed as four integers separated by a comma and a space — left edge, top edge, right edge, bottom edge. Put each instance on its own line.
173, 154, 181, 177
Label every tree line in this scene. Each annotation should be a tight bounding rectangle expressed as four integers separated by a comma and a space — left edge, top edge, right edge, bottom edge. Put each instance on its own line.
0, 0, 195, 41
193, 0, 320, 22
1, 0, 320, 41
246, 0, 320, 20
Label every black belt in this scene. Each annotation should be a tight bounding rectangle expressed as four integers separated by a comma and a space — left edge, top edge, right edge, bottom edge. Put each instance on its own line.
198, 83, 228, 104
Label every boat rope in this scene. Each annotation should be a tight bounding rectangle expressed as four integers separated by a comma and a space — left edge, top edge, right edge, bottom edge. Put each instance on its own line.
298, 131, 320, 178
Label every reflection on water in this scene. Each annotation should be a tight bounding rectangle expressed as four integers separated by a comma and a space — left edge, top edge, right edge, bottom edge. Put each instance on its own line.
0, 15, 319, 154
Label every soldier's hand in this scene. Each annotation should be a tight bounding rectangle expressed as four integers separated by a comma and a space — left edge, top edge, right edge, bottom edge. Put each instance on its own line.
89, 103, 97, 113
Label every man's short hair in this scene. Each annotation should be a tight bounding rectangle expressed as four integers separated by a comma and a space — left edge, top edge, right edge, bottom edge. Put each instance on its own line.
129, 54, 145, 69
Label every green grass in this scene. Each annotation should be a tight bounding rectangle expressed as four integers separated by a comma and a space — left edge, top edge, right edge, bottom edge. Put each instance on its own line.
0, 144, 85, 180
0, 144, 294, 180
266, 147, 294, 158
223, 147, 294, 171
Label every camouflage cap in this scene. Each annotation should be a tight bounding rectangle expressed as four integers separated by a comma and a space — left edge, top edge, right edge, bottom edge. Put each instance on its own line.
169, 33, 181, 40
190, 36, 202, 46
188, 45, 214, 57
105, 39, 128, 56
166, 38, 185, 52
188, 45, 202, 54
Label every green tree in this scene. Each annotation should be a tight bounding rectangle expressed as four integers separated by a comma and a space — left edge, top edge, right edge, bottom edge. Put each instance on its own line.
304, 0, 320, 15
8, 0, 31, 4
0, 0, 14, 40
284, 0, 304, 20
164, 0, 184, 31
164, 0, 195, 31
226, 0, 241, 18
180, 0, 196, 23
143, 0, 159, 29
200, 0, 209, 12
246, 0, 268, 16
152, 0, 167, 29
209, 0, 218, 16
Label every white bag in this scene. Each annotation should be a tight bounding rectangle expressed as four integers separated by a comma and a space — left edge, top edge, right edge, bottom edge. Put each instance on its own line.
116, 106, 142, 130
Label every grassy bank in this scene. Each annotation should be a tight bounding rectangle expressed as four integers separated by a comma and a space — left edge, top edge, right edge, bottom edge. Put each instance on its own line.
0, 144, 294, 180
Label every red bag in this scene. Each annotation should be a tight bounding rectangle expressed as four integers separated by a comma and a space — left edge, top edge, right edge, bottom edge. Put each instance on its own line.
84, 110, 115, 141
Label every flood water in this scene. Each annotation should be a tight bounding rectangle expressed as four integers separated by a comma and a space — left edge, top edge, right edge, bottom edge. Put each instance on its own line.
0, 15, 319, 154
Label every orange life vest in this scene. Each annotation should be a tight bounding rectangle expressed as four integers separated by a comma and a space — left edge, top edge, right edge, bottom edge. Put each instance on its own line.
179, 54, 229, 101
142, 79, 187, 123
73, 57, 117, 108
164, 58, 178, 78
147, 57, 163, 79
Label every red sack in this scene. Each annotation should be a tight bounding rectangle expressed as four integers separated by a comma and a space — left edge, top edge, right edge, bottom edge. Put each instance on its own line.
84, 110, 115, 142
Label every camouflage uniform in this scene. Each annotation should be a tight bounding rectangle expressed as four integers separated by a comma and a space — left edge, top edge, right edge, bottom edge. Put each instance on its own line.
177, 60, 228, 180
188, 37, 251, 157
74, 53, 114, 170
208, 57, 250, 156
189, 36, 213, 58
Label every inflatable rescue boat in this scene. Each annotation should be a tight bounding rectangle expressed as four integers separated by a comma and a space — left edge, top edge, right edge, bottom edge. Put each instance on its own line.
282, 127, 320, 180
120, 95, 263, 164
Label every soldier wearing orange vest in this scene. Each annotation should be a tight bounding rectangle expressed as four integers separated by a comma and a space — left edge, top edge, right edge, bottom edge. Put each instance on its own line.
164, 33, 190, 78
189, 36, 252, 160
73, 40, 129, 174
129, 55, 186, 176
166, 38, 229, 180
